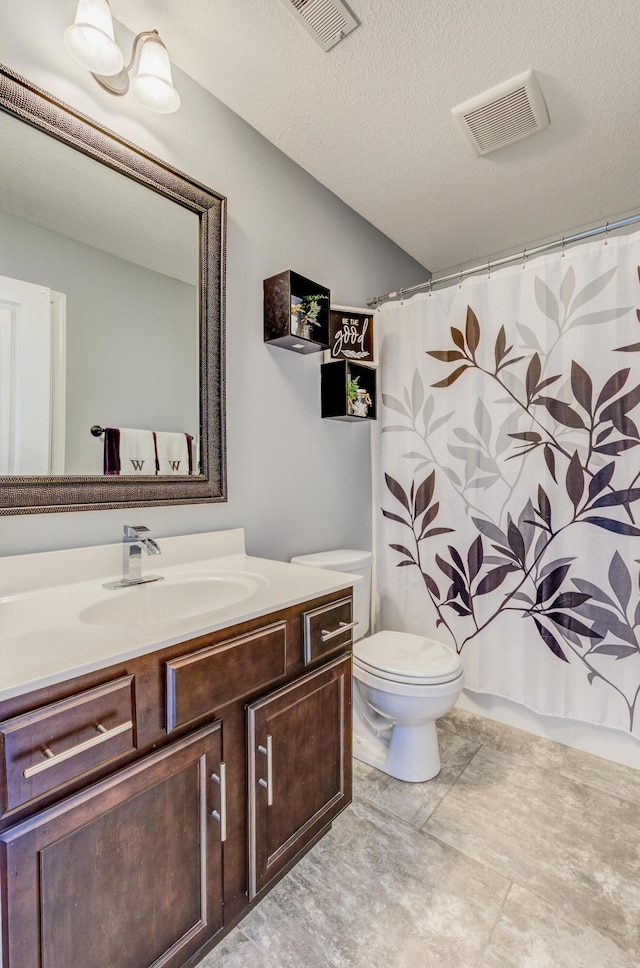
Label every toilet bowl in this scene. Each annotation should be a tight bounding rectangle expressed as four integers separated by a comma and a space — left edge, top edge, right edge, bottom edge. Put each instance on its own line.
290, 550, 463, 783
353, 630, 463, 781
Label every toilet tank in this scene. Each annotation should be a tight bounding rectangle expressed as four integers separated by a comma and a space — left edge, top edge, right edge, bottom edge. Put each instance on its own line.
290, 549, 373, 640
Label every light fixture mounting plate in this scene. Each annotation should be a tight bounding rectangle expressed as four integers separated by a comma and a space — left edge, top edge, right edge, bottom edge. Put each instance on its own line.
92, 70, 130, 96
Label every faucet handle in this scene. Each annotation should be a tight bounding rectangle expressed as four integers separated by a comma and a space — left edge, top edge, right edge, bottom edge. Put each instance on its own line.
124, 524, 150, 538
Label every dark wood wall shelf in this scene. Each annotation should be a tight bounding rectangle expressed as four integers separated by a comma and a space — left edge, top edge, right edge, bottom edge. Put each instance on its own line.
264, 270, 330, 354
321, 361, 377, 421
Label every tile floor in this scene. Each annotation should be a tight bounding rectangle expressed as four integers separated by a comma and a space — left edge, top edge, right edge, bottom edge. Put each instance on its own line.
197, 708, 640, 968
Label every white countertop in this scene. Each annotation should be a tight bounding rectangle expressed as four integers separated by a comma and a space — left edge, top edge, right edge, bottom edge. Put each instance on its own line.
0, 530, 359, 703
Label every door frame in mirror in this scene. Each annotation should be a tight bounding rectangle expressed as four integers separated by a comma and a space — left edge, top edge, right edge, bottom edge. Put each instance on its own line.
0, 64, 226, 514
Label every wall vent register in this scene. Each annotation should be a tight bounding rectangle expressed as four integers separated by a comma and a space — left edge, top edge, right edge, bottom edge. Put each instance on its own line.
451, 69, 549, 156
278, 0, 359, 51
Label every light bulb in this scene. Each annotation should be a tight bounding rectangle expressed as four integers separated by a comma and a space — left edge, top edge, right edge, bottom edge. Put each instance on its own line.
64, 0, 124, 76
131, 35, 181, 114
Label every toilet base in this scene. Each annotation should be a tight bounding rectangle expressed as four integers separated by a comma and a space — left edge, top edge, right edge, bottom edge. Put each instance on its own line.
353, 706, 442, 782
352, 669, 464, 783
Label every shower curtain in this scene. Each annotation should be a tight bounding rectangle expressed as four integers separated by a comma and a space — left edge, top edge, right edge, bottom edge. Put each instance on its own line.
374, 230, 640, 736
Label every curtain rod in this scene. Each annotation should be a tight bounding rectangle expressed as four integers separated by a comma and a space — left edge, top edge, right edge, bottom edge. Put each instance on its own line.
368, 212, 640, 308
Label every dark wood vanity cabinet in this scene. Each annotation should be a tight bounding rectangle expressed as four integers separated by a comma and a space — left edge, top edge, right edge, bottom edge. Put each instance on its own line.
0, 589, 353, 968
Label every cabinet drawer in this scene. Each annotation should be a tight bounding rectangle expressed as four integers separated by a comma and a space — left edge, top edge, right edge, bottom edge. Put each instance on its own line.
166, 622, 287, 732
302, 596, 354, 665
0, 676, 136, 816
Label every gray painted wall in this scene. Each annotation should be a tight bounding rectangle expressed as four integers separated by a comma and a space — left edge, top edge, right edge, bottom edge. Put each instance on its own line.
0, 0, 427, 562
0, 211, 198, 474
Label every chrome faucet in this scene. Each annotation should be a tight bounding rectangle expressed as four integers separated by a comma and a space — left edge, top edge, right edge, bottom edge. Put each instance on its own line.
104, 525, 164, 589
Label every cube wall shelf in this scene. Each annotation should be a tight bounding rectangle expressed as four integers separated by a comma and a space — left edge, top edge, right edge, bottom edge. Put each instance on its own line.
321, 361, 377, 421
264, 270, 330, 354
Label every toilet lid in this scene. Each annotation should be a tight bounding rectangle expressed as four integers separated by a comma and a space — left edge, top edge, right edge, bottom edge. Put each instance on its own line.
354, 631, 463, 685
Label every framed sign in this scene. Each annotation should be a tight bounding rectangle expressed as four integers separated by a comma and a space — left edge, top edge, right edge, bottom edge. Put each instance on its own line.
328, 307, 375, 363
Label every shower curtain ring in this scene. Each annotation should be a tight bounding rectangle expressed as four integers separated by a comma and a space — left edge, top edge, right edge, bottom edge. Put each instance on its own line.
604, 221, 609, 246
522, 248, 527, 270
458, 271, 463, 290
399, 289, 404, 305
487, 260, 491, 279
561, 237, 565, 258
428, 279, 433, 297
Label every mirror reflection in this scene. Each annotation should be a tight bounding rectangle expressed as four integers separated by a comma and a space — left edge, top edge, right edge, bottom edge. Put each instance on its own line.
0, 109, 200, 477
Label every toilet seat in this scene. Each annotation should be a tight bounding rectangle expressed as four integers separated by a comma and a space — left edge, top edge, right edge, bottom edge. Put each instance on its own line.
354, 630, 462, 685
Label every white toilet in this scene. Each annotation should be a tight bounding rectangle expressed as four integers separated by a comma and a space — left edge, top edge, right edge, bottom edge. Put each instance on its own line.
291, 549, 464, 783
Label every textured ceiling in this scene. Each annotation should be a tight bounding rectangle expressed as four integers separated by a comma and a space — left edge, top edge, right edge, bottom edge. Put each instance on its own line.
110, 0, 640, 274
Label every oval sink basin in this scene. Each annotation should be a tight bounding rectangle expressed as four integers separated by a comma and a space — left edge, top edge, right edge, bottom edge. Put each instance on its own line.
79, 573, 269, 627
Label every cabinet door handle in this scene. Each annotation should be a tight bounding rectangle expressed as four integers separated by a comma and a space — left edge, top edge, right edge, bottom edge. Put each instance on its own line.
320, 620, 358, 643
211, 761, 227, 842
23, 720, 133, 779
257, 734, 273, 806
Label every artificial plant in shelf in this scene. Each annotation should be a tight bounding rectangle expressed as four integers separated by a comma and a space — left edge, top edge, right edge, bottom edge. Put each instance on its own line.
291, 293, 328, 340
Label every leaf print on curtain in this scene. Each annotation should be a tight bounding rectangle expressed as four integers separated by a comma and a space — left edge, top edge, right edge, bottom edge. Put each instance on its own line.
374, 232, 640, 735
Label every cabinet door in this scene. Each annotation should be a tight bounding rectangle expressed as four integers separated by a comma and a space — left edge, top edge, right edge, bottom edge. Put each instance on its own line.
247, 654, 352, 898
0, 723, 225, 968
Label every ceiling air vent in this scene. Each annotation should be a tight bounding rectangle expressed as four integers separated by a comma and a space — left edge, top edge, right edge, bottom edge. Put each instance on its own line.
278, 0, 359, 51
452, 69, 549, 156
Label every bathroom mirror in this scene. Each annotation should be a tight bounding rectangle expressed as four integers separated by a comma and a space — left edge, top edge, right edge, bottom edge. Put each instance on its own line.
0, 64, 226, 514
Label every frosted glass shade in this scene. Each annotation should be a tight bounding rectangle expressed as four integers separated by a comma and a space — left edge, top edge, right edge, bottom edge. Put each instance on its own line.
131, 36, 181, 114
64, 0, 124, 76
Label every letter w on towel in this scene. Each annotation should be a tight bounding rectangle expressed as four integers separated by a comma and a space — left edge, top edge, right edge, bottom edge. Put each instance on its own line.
155, 431, 193, 475
103, 428, 157, 475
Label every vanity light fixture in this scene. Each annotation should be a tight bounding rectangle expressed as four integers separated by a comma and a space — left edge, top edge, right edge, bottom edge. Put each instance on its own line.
64, 0, 181, 114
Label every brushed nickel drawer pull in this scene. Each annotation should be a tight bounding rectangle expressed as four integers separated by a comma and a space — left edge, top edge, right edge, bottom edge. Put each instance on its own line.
211, 761, 227, 842
257, 734, 273, 806
23, 720, 133, 779
320, 620, 358, 643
